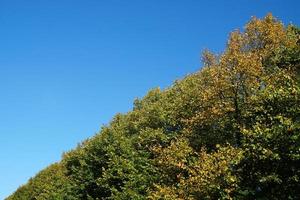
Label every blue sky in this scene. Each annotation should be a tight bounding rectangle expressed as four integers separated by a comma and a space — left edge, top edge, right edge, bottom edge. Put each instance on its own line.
0, 0, 299, 198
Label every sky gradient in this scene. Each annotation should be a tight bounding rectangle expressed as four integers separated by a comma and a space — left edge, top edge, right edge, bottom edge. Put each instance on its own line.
0, 0, 299, 198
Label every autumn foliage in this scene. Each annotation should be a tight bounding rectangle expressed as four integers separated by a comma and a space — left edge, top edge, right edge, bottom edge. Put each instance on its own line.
7, 14, 300, 200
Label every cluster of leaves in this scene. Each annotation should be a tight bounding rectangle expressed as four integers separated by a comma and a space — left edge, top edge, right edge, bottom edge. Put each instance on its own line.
7, 14, 300, 200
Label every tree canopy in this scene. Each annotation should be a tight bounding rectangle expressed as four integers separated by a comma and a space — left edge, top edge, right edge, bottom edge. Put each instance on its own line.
7, 14, 300, 200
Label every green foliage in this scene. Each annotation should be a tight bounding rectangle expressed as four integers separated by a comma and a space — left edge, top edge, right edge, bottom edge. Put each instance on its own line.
6, 163, 74, 200
7, 14, 300, 200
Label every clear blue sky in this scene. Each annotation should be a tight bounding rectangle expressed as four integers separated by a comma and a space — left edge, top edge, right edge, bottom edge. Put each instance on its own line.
0, 0, 299, 198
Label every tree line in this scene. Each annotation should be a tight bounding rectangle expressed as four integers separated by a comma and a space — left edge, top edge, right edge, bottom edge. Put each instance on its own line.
7, 14, 300, 199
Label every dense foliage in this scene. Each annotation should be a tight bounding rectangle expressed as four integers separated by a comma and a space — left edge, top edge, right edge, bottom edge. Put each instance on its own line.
7, 14, 300, 200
